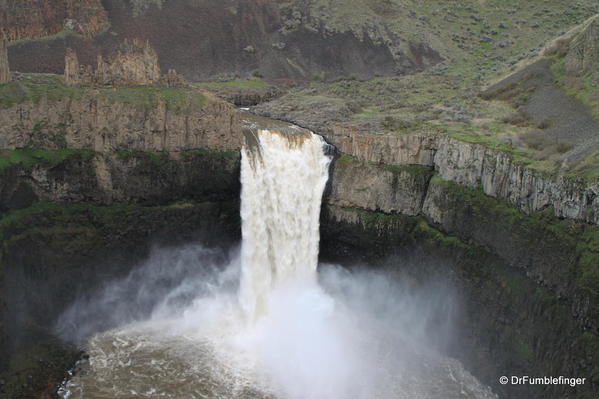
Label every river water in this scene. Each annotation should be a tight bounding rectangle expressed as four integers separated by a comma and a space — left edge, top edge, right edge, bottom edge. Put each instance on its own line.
58, 128, 497, 399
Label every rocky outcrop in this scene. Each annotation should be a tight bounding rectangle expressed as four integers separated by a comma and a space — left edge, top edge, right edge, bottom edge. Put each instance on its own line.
95, 39, 161, 86
63, 47, 79, 85
159, 68, 187, 88
0, 94, 242, 152
543, 14, 599, 75
0, 35, 9, 83
0, 0, 108, 41
327, 155, 598, 324
65, 40, 187, 87
0, 149, 240, 210
567, 14, 599, 74
324, 126, 599, 225
320, 202, 598, 399
328, 160, 432, 216
6, 0, 439, 81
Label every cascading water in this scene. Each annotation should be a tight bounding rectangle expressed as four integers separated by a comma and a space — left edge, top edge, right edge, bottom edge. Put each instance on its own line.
239, 129, 331, 320
57, 127, 497, 399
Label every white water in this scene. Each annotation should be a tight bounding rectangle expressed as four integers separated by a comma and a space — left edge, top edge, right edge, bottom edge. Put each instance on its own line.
239, 129, 331, 320
58, 128, 497, 399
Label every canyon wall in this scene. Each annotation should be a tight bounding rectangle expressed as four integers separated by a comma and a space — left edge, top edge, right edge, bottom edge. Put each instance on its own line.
0, 84, 597, 398
4, 0, 439, 81
0, 35, 8, 83
0, 92, 241, 152
0, 0, 108, 41
326, 126, 599, 225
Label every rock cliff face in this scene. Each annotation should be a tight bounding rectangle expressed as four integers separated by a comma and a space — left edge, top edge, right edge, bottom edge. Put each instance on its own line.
326, 126, 599, 224
566, 14, 598, 74
0, 0, 108, 41
0, 150, 241, 209
0, 93, 242, 152
5, 0, 439, 81
63, 47, 79, 85
320, 201, 598, 399
95, 39, 161, 86
0, 35, 8, 83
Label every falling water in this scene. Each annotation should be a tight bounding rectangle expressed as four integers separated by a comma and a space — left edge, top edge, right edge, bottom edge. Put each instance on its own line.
57, 127, 497, 399
239, 129, 331, 320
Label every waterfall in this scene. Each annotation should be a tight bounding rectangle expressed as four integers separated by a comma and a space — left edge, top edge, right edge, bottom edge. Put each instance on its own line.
57, 124, 495, 399
239, 128, 332, 320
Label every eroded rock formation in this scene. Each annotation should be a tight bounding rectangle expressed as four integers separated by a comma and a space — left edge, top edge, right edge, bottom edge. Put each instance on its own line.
326, 126, 599, 225
95, 39, 161, 86
0, 0, 108, 41
0, 93, 241, 152
566, 14, 599, 74
0, 35, 9, 83
63, 47, 79, 85
64, 40, 187, 87
543, 13, 599, 75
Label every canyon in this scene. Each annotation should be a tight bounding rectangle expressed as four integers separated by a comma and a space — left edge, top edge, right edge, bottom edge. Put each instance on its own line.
0, 1, 598, 399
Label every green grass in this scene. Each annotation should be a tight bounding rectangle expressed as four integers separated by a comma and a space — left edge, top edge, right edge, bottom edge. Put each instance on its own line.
7, 30, 78, 46
0, 74, 208, 113
0, 75, 80, 107
99, 85, 206, 112
198, 79, 269, 89
336, 155, 358, 167
384, 164, 432, 178
0, 148, 95, 171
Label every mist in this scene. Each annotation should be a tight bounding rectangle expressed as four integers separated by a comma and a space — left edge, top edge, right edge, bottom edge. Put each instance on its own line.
57, 128, 496, 399
56, 244, 495, 399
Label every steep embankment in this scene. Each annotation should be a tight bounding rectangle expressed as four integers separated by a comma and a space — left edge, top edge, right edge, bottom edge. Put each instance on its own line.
320, 134, 598, 398
0, 80, 244, 398
0, 0, 108, 41
4, 0, 434, 81
0, 72, 597, 399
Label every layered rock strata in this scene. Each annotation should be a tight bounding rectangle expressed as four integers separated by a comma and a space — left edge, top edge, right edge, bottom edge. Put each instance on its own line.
0, 94, 241, 152
326, 127, 599, 224
0, 0, 108, 41
0, 35, 9, 83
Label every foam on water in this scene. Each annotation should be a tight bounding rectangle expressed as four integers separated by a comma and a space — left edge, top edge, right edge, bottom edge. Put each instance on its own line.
58, 129, 497, 399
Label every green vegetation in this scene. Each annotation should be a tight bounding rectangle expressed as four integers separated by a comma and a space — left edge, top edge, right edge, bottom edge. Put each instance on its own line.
336, 155, 358, 167
0, 202, 136, 242
7, 30, 79, 46
116, 149, 239, 164
0, 148, 95, 171
577, 228, 599, 300
0, 74, 207, 112
116, 150, 172, 164
97, 85, 206, 112
428, 174, 578, 244
267, 1, 597, 182
550, 56, 599, 123
197, 79, 269, 89
415, 219, 472, 251
568, 150, 599, 181
384, 164, 432, 178
429, 174, 599, 304
0, 75, 79, 107
180, 149, 239, 159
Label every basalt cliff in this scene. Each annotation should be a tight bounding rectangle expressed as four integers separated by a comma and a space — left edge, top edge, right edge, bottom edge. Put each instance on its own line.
0, 1, 598, 399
